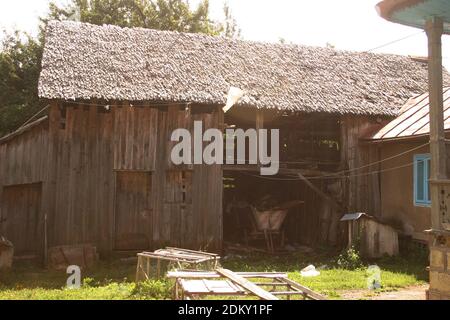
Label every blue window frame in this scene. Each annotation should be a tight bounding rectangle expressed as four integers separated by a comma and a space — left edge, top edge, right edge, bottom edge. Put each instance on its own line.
413, 154, 431, 206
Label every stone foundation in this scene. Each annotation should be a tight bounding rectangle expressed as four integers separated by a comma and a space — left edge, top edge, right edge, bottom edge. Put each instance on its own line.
427, 232, 450, 300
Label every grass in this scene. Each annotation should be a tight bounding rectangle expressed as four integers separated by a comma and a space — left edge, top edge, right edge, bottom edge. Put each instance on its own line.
0, 247, 428, 300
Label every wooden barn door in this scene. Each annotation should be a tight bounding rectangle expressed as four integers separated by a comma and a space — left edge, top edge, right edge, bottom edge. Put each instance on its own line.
114, 172, 152, 251
1, 183, 42, 255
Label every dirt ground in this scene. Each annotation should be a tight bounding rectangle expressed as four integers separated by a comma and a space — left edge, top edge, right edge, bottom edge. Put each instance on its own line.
339, 285, 428, 300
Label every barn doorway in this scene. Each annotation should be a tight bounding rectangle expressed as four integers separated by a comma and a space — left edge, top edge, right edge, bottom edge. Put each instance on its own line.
222, 109, 343, 250
1, 183, 42, 256
223, 172, 343, 251
114, 171, 152, 251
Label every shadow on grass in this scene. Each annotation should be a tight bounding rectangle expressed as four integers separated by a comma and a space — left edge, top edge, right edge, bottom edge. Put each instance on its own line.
0, 246, 428, 299
0, 259, 138, 290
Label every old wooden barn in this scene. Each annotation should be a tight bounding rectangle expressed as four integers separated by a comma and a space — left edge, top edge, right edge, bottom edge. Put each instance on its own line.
0, 21, 443, 260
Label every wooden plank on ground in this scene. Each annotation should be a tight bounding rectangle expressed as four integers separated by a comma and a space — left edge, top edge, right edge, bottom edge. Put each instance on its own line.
278, 277, 326, 300
165, 247, 220, 257
167, 271, 288, 279
216, 268, 278, 300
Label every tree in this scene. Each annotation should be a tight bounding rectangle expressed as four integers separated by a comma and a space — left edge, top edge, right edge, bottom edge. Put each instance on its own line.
0, 32, 44, 136
0, 0, 239, 136
45, 0, 223, 35
222, 3, 240, 39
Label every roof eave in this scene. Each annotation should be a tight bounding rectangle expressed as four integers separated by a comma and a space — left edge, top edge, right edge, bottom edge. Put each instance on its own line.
376, 0, 450, 34
0, 116, 49, 145
376, 0, 425, 22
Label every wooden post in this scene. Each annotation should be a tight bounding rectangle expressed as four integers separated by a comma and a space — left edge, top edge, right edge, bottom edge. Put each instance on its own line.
39, 101, 60, 266
348, 221, 353, 249
296, 173, 341, 210
136, 256, 142, 282
44, 213, 48, 267
426, 17, 447, 230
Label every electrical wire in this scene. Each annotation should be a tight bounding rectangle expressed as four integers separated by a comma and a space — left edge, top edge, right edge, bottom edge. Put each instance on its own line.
314, 142, 428, 178
230, 142, 429, 177
18, 105, 50, 130
243, 161, 415, 182
366, 30, 425, 53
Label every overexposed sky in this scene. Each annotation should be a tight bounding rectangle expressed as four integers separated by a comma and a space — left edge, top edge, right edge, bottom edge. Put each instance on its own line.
1, 0, 449, 69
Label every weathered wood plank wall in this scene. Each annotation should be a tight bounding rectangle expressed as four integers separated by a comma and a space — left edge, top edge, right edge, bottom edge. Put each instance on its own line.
0, 103, 379, 256
40, 102, 223, 255
340, 115, 382, 217
0, 121, 49, 255
47, 103, 115, 254
0, 123, 49, 186
1, 183, 42, 255
115, 171, 152, 250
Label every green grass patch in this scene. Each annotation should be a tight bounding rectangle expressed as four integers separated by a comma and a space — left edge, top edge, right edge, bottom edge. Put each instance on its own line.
0, 248, 428, 300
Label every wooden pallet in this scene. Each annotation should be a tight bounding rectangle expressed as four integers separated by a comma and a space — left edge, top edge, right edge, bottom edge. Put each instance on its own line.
136, 247, 220, 281
167, 269, 326, 300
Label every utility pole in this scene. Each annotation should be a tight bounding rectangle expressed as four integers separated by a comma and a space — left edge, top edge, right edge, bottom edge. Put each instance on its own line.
426, 17, 447, 230
425, 15, 450, 301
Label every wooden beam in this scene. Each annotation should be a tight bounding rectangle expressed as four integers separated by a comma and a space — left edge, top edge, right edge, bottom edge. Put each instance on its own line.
0, 116, 48, 145
167, 271, 288, 279
278, 277, 326, 300
216, 268, 279, 300
426, 17, 447, 230
296, 172, 341, 210
40, 101, 61, 266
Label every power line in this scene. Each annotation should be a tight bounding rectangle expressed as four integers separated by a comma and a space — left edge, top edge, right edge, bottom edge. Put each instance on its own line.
236, 142, 429, 182
59, 99, 429, 180
366, 30, 425, 53
243, 161, 415, 182
232, 141, 426, 171
233, 142, 428, 178
18, 105, 50, 130
314, 142, 428, 178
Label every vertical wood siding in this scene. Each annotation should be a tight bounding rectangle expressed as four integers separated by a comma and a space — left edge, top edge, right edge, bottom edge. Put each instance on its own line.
1, 183, 42, 255
0, 122, 49, 256
1, 102, 379, 257
48, 103, 115, 254
340, 115, 382, 216
114, 171, 152, 250
35, 102, 223, 255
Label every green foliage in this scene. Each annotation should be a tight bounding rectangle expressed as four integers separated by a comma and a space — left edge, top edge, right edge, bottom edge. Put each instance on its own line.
0, 0, 239, 136
82, 277, 97, 287
131, 279, 172, 300
335, 247, 364, 270
0, 260, 172, 300
0, 249, 427, 300
0, 32, 45, 136
46, 0, 224, 35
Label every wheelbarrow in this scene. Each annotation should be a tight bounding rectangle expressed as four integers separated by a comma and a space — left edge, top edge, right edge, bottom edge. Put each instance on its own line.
244, 201, 304, 253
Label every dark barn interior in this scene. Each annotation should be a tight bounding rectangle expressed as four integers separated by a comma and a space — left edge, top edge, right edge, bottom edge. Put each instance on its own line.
222, 108, 344, 250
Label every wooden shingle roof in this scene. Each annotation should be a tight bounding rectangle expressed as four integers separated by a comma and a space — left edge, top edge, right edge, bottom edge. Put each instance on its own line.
38, 21, 447, 116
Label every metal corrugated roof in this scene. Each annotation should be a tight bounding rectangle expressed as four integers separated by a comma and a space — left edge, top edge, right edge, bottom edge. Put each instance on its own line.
371, 87, 450, 140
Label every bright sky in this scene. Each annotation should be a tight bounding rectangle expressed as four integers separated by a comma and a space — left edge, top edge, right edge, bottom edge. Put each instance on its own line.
1, 0, 450, 69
